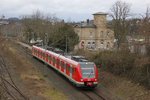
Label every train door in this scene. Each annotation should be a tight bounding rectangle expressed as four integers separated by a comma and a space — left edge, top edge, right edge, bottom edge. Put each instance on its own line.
58, 59, 61, 70
70, 66, 72, 78
61, 61, 64, 72
66, 64, 70, 76
48, 55, 51, 64
43, 52, 45, 61
64, 62, 66, 73
56, 59, 59, 69
46, 53, 48, 62
53, 57, 55, 66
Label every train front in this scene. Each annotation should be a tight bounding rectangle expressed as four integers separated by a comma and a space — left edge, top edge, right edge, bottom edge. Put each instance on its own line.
79, 62, 98, 88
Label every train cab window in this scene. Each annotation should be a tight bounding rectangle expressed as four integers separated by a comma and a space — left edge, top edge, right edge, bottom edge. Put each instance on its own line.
80, 63, 95, 78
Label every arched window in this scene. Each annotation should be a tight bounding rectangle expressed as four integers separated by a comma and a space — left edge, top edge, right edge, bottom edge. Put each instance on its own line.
107, 31, 110, 37
107, 42, 110, 48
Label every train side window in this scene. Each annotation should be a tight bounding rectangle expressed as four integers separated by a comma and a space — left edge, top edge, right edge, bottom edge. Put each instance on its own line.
43, 52, 45, 58
46, 54, 48, 59
61, 61, 64, 69
52, 57, 54, 63
54, 58, 56, 64
59, 60, 61, 67
72, 67, 75, 74
48, 55, 51, 61
57, 59, 59, 66
66, 64, 70, 72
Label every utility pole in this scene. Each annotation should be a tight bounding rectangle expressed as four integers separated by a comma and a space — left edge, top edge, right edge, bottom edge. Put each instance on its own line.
45, 33, 48, 49
65, 35, 67, 55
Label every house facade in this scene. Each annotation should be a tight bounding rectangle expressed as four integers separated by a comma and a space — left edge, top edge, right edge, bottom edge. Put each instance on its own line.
74, 12, 115, 50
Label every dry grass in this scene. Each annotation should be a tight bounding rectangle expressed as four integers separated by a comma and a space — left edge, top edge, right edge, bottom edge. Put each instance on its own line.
1, 40, 68, 100
100, 72, 150, 100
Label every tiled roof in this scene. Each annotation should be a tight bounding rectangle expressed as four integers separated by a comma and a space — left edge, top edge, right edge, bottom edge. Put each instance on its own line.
74, 20, 96, 28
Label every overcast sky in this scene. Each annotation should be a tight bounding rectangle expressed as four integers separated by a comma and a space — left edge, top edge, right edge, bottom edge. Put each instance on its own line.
0, 0, 149, 21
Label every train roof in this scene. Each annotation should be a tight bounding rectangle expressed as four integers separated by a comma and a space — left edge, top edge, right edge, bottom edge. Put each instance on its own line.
71, 56, 89, 62
32, 45, 79, 66
33, 45, 94, 65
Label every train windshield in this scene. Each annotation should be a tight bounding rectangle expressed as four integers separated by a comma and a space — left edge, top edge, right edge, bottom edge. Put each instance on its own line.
80, 63, 95, 78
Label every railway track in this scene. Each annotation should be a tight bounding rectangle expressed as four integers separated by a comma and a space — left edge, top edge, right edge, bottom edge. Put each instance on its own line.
81, 91, 106, 100
0, 55, 28, 100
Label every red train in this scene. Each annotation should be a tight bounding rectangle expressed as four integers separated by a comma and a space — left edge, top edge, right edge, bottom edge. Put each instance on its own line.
32, 45, 98, 88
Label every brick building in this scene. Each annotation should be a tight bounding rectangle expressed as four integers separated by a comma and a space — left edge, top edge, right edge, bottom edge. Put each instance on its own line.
74, 12, 115, 50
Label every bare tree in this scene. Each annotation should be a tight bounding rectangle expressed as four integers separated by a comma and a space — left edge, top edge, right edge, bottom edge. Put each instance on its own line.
21, 10, 79, 51
138, 6, 150, 43
21, 10, 53, 42
110, 1, 131, 49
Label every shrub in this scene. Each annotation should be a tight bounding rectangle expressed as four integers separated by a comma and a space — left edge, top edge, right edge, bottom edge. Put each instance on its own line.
91, 51, 136, 75
74, 49, 150, 88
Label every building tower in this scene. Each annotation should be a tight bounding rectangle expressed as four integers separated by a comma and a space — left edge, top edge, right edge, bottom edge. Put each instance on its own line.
93, 12, 107, 29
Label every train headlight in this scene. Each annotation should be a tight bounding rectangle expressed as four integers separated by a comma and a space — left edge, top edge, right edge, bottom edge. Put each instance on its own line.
80, 79, 83, 81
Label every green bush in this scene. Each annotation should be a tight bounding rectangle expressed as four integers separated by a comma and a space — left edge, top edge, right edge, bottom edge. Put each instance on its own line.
133, 57, 150, 88
75, 49, 150, 88
91, 51, 136, 75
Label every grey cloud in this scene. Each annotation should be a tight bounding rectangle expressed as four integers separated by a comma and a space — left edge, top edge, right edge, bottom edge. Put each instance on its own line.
0, 0, 149, 21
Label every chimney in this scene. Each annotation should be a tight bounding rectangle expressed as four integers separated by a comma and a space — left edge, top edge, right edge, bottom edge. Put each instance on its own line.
87, 19, 89, 24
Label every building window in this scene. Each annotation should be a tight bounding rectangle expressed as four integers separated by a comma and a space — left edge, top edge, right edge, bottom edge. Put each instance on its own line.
101, 39, 104, 44
87, 42, 91, 49
107, 31, 110, 37
101, 31, 104, 37
107, 42, 110, 48
92, 42, 95, 49
90, 32, 93, 38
